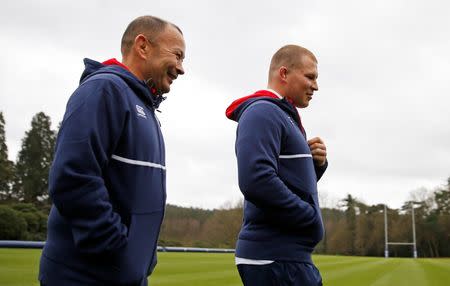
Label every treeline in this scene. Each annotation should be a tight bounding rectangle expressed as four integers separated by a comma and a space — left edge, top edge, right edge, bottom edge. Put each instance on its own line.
0, 111, 55, 241
159, 203, 243, 249
316, 189, 450, 257
0, 111, 55, 206
0, 111, 449, 257
157, 185, 450, 258
0, 203, 48, 241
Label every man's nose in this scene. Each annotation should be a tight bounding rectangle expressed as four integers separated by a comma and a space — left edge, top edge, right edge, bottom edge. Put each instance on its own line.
177, 63, 185, 75
312, 80, 318, 91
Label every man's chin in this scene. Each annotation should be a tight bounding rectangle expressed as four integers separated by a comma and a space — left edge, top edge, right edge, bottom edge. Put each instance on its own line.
297, 102, 309, 108
161, 87, 170, 94
161, 81, 172, 94
156, 84, 170, 95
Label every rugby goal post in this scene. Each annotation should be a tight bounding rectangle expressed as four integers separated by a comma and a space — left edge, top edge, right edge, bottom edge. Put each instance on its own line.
384, 204, 417, 258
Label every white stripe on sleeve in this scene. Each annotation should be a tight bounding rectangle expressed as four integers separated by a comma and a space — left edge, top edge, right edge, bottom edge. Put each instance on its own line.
111, 154, 166, 170
279, 154, 312, 159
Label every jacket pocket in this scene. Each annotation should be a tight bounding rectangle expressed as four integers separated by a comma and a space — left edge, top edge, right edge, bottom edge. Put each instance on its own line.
108, 211, 163, 285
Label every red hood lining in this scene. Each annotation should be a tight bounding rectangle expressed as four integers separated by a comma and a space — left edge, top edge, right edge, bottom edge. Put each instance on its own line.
225, 90, 279, 119
225, 90, 306, 136
102, 58, 130, 72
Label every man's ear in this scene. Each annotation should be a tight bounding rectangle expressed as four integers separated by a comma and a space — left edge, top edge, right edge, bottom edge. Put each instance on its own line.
279, 66, 288, 83
134, 34, 150, 59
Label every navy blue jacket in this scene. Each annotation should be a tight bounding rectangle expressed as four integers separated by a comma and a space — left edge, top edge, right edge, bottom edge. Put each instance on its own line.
39, 59, 166, 286
226, 90, 327, 264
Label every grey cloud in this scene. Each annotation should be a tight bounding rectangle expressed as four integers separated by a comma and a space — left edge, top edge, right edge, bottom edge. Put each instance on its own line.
1, 0, 449, 209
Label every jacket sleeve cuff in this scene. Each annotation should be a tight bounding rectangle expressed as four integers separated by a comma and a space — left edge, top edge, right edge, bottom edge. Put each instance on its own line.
315, 159, 328, 181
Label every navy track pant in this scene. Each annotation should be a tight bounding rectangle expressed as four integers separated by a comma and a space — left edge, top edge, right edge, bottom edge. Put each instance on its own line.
237, 261, 323, 286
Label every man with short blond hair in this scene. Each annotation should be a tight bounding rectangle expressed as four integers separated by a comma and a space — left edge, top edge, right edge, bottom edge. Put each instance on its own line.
226, 45, 327, 286
39, 15, 185, 286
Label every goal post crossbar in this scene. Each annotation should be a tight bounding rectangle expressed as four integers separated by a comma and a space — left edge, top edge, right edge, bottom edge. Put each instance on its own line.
384, 204, 418, 258
387, 242, 415, 245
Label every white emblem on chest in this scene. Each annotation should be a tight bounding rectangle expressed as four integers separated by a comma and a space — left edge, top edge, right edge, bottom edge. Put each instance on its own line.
136, 105, 147, 119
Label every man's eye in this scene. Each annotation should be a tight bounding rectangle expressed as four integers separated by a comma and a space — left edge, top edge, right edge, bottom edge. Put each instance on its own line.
176, 54, 184, 63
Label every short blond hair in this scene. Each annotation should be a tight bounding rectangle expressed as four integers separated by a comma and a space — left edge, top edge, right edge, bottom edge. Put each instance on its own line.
269, 45, 317, 74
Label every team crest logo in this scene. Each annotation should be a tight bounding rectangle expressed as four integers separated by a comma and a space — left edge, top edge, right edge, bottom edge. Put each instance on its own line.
136, 105, 147, 119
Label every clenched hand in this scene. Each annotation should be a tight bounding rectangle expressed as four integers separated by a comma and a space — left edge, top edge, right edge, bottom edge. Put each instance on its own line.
308, 137, 327, 167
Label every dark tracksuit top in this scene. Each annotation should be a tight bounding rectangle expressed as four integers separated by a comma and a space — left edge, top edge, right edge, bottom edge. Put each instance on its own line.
226, 90, 327, 264
39, 58, 166, 286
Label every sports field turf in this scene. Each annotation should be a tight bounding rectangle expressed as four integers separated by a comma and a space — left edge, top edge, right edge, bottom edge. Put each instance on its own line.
0, 249, 449, 285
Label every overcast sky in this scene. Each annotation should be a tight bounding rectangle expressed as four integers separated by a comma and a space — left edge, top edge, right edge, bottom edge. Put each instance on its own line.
1, 0, 449, 209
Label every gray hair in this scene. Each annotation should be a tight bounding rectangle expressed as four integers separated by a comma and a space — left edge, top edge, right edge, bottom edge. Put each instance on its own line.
121, 15, 183, 56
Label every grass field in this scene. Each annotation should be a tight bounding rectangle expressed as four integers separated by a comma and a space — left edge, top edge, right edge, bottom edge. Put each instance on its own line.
1, 249, 449, 285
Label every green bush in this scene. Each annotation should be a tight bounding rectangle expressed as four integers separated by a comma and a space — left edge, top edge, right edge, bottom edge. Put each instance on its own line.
0, 205, 28, 239
6, 203, 48, 240
10, 203, 39, 213
21, 212, 39, 233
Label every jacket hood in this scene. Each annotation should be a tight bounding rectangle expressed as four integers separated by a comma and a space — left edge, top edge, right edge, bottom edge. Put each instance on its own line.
225, 89, 306, 136
80, 58, 165, 109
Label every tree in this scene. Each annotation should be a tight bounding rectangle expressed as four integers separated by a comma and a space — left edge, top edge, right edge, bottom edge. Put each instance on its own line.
434, 178, 450, 215
159, 204, 214, 247
0, 112, 14, 201
13, 112, 56, 204
199, 202, 243, 248
342, 194, 357, 255
0, 205, 28, 239
10, 203, 48, 240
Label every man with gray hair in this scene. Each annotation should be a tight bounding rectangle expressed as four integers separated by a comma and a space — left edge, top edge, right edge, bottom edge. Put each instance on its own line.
226, 45, 327, 285
39, 15, 185, 286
